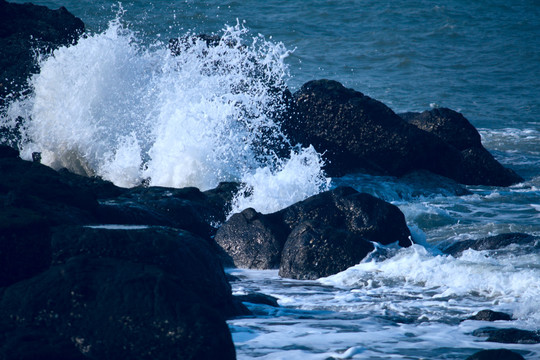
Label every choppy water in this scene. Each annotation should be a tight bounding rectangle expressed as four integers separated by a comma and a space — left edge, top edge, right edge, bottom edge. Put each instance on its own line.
2, 1, 540, 359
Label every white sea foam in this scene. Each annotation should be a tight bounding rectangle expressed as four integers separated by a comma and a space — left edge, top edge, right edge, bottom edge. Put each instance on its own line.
320, 245, 540, 325
1, 17, 328, 213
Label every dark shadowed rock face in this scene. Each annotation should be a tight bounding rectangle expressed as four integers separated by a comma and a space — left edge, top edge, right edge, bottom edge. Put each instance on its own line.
216, 186, 411, 279
0, 150, 244, 359
400, 108, 482, 151
401, 108, 523, 186
283, 79, 457, 177
467, 310, 512, 322
472, 327, 540, 344
215, 208, 288, 269
279, 186, 412, 248
50, 226, 241, 319
442, 233, 538, 256
0, 256, 237, 360
0, 0, 84, 108
282, 79, 522, 186
279, 221, 375, 280
466, 349, 525, 360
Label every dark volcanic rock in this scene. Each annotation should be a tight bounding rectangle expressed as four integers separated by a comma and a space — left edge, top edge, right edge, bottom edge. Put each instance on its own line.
283, 79, 458, 177
472, 327, 540, 344
216, 186, 411, 279
215, 208, 288, 269
279, 186, 412, 247
0, 0, 84, 108
0, 207, 51, 287
466, 349, 525, 360
1, 329, 88, 360
50, 225, 240, 319
401, 108, 523, 186
443, 233, 538, 256
467, 310, 512, 322
237, 292, 280, 307
98, 183, 239, 239
0, 256, 236, 360
283, 79, 522, 186
400, 108, 482, 151
279, 220, 375, 280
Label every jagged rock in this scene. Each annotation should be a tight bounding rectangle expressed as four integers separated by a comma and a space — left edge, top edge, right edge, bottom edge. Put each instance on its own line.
98, 183, 239, 239
216, 186, 411, 279
443, 233, 538, 256
0, 207, 51, 287
0, 0, 84, 109
467, 310, 512, 322
472, 327, 540, 344
466, 349, 525, 360
282, 79, 522, 186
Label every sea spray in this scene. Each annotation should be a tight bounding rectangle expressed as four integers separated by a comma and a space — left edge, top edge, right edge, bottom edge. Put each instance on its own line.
1, 17, 329, 212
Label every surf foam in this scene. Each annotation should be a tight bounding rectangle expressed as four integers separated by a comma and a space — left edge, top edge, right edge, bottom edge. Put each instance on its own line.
1, 16, 328, 213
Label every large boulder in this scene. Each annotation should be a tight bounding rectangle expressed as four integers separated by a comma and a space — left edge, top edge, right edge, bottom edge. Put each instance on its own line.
400, 108, 482, 151
0, 256, 236, 360
50, 225, 241, 318
282, 79, 522, 186
215, 186, 411, 279
279, 220, 375, 280
214, 208, 288, 269
0, 0, 84, 109
401, 108, 523, 186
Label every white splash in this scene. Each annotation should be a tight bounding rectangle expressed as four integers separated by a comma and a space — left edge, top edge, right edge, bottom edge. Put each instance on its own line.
2, 17, 328, 213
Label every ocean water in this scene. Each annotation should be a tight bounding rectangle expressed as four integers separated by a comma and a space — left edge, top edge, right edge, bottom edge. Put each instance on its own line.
2, 1, 540, 359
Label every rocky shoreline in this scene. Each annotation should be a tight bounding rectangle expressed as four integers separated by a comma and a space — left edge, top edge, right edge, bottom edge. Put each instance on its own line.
0, 1, 536, 359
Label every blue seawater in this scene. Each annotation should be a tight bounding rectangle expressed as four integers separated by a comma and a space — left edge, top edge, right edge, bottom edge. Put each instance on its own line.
4, 1, 540, 359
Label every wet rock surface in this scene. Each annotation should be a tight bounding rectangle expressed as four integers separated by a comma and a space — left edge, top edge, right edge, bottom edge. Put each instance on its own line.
0, 151, 242, 359
466, 349, 526, 360
472, 327, 540, 344
442, 233, 539, 256
216, 186, 411, 279
467, 310, 512, 322
282, 79, 522, 186
0, 0, 84, 109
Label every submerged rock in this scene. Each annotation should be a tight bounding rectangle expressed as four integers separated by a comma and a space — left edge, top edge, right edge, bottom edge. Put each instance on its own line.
466, 349, 525, 360
236, 292, 280, 307
0, 0, 84, 109
472, 327, 540, 344
442, 233, 539, 256
216, 186, 411, 279
467, 310, 512, 322
282, 79, 522, 186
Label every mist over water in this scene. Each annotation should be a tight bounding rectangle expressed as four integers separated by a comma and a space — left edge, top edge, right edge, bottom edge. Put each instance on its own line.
2, 16, 329, 213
